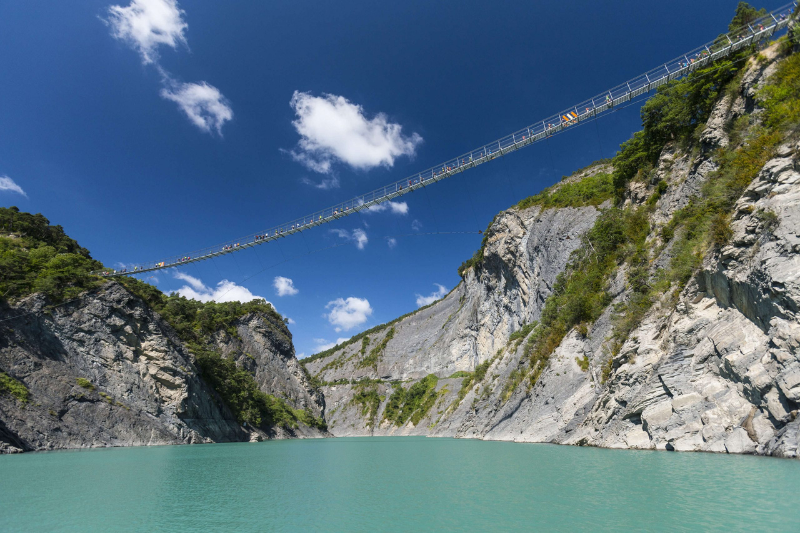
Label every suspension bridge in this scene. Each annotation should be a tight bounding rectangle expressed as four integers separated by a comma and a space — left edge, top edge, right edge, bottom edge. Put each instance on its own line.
97, 2, 797, 278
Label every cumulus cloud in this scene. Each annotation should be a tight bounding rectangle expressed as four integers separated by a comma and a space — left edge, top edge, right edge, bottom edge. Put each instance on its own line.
105, 1, 232, 135
161, 81, 233, 135
300, 175, 340, 190
313, 337, 351, 352
326, 297, 372, 331
365, 200, 408, 215
288, 91, 422, 174
411, 219, 423, 231
106, 0, 188, 65
286, 317, 296, 325
415, 284, 448, 307
273, 276, 299, 297
173, 272, 268, 304
330, 228, 368, 250
0, 176, 27, 197
386, 237, 397, 249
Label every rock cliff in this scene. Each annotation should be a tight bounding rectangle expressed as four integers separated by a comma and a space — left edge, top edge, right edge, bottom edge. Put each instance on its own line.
0, 282, 326, 453
305, 43, 800, 457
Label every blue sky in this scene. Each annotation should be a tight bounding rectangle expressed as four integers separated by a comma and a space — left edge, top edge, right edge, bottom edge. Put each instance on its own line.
0, 0, 761, 356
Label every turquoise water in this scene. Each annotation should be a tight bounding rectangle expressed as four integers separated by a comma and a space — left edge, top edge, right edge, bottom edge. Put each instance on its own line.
1, 437, 799, 532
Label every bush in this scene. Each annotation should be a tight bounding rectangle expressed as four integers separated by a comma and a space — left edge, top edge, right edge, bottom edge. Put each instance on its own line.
0, 207, 104, 303
76, 378, 95, 391
358, 327, 394, 369
517, 172, 614, 211
0, 371, 29, 402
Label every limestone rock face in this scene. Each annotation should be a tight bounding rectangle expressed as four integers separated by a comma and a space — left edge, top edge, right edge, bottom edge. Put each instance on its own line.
307, 49, 800, 458
0, 283, 243, 451
0, 282, 326, 452
212, 313, 327, 428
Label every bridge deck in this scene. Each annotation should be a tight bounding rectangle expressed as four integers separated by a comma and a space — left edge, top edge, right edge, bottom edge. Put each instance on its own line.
98, 3, 796, 277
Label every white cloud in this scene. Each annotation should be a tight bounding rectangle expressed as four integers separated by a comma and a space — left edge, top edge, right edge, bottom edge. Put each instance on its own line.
286, 317, 296, 325
365, 200, 408, 215
106, 0, 188, 65
300, 175, 340, 190
106, 1, 232, 135
330, 228, 368, 250
273, 276, 299, 297
173, 272, 268, 304
411, 219, 423, 231
161, 81, 233, 135
0, 176, 26, 197
386, 237, 397, 249
288, 91, 422, 174
326, 297, 372, 331
313, 337, 351, 352
415, 284, 447, 307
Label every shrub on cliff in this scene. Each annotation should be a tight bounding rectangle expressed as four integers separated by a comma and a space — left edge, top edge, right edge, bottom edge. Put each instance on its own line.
0, 206, 104, 303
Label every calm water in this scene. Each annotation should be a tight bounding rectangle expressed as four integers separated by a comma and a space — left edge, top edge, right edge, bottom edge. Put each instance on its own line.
1, 437, 799, 532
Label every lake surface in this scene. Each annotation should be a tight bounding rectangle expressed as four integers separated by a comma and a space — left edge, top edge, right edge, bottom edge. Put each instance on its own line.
1, 437, 799, 532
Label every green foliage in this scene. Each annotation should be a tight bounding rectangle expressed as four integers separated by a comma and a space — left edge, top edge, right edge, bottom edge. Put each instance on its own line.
728, 2, 766, 33
611, 45, 750, 199
76, 378, 95, 391
755, 208, 779, 234
517, 172, 614, 211
352, 386, 381, 427
508, 323, 535, 344
0, 371, 29, 402
383, 375, 440, 426
358, 327, 394, 369
447, 371, 472, 379
119, 276, 288, 346
759, 49, 800, 135
576, 356, 590, 372
0, 207, 104, 303
116, 277, 308, 431
302, 295, 446, 366
647, 181, 669, 206
193, 347, 309, 429
452, 353, 500, 408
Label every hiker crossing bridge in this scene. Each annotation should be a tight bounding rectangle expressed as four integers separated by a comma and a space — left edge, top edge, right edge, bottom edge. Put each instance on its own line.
97, 2, 797, 278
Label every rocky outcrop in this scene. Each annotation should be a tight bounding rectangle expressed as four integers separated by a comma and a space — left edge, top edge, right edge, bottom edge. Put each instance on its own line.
307, 46, 800, 458
0, 282, 326, 452
212, 313, 326, 438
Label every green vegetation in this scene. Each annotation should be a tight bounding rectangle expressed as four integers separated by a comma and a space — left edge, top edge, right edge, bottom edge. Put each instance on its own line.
611, 30, 757, 199
0, 207, 104, 303
576, 356, 590, 372
383, 374, 440, 426
0, 371, 29, 402
508, 322, 536, 351
352, 385, 381, 427
498, 6, 796, 397
453, 353, 499, 408
728, 2, 766, 32
447, 371, 472, 379
302, 295, 448, 367
76, 378, 95, 391
116, 276, 325, 432
358, 327, 394, 369
517, 172, 614, 211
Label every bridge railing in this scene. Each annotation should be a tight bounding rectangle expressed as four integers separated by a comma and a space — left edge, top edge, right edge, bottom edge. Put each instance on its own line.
95, 2, 797, 277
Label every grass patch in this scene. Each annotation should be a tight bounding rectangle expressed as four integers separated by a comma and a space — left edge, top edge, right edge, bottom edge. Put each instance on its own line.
76, 378, 94, 391
0, 371, 29, 403
517, 172, 614, 211
358, 327, 394, 369
382, 374, 440, 426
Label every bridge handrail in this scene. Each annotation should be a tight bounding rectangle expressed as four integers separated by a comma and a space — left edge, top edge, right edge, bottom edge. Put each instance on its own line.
96, 2, 797, 277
